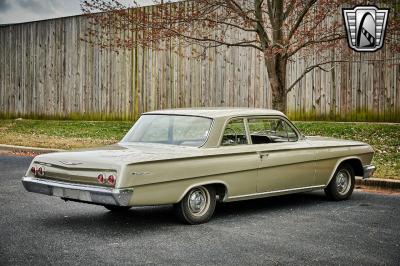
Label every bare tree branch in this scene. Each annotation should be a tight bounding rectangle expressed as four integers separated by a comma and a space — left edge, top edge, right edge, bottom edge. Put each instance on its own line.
286, 60, 346, 94
227, 0, 258, 23
287, 0, 316, 41
283, 0, 295, 20
254, 0, 270, 50
287, 33, 344, 58
286, 58, 400, 93
162, 27, 264, 51
196, 18, 257, 32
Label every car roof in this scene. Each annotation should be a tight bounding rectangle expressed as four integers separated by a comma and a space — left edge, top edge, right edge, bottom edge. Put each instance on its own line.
143, 108, 286, 119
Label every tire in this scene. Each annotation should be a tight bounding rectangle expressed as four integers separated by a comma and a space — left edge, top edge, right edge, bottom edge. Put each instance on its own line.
174, 186, 216, 224
324, 163, 355, 201
104, 205, 131, 212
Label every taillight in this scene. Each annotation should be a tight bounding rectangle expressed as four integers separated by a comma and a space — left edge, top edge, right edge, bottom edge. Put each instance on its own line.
30, 166, 44, 176
31, 167, 37, 175
107, 174, 116, 186
97, 174, 105, 184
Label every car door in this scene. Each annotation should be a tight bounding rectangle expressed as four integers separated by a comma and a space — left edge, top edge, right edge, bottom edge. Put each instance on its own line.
247, 117, 317, 193
218, 118, 259, 197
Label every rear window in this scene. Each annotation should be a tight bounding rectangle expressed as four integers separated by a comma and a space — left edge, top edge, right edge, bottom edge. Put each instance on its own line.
121, 115, 212, 147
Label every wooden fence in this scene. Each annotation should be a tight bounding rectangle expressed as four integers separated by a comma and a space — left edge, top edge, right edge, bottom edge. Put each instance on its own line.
0, 9, 399, 121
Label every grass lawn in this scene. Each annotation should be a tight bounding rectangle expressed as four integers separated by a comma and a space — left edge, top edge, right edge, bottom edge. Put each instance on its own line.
0, 119, 398, 179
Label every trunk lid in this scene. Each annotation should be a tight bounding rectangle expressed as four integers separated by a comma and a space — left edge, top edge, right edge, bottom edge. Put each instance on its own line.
29, 143, 202, 186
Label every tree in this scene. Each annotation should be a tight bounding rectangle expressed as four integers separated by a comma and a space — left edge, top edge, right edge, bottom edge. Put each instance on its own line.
81, 0, 400, 113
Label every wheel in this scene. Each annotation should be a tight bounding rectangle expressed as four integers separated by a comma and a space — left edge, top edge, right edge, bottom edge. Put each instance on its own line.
324, 163, 355, 201
174, 186, 216, 224
104, 205, 131, 212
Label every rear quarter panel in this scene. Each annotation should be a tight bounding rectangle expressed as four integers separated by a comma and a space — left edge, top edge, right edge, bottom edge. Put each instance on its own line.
120, 151, 260, 205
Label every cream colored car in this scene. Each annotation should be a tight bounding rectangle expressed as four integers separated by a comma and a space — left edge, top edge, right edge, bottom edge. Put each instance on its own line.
22, 108, 375, 224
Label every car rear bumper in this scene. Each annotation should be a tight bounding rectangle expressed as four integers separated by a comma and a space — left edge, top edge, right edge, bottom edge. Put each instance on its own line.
363, 165, 376, 179
22, 177, 133, 206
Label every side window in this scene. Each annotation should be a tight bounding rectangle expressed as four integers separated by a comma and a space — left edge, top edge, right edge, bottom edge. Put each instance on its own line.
221, 118, 248, 146
248, 118, 298, 144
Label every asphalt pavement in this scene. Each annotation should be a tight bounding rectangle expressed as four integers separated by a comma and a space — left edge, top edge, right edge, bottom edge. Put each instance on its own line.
0, 155, 399, 265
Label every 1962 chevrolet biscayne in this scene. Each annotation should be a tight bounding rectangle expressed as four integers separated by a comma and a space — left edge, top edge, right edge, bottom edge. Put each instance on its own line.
22, 108, 376, 224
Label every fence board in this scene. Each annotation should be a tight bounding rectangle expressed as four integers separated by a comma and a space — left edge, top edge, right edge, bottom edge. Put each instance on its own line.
0, 9, 399, 121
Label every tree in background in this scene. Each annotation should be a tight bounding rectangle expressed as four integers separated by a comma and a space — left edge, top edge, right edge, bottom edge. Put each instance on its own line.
81, 0, 400, 113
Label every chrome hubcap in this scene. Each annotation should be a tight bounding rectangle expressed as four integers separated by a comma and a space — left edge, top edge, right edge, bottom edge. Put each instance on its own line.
188, 187, 209, 216
336, 169, 351, 195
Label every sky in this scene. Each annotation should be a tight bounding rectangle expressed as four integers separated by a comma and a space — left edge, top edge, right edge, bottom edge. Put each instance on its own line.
0, 0, 163, 24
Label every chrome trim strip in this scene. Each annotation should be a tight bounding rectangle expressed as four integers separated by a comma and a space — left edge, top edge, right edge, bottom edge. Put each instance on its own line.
218, 116, 251, 146
245, 115, 300, 142
125, 147, 371, 167
217, 115, 301, 147
22, 177, 133, 206
33, 161, 116, 172
243, 117, 252, 145
23, 176, 114, 193
227, 185, 325, 201
363, 165, 376, 179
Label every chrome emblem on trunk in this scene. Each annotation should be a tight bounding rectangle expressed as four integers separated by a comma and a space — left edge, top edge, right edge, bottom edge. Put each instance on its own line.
59, 161, 82, 166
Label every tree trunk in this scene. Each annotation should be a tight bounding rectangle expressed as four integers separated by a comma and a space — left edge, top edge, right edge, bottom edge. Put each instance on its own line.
265, 55, 288, 113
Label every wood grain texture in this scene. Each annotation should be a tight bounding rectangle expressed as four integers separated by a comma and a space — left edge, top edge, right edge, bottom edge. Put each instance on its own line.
0, 9, 399, 121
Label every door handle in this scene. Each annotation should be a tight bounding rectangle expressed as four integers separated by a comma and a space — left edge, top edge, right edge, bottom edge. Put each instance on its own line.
257, 151, 270, 159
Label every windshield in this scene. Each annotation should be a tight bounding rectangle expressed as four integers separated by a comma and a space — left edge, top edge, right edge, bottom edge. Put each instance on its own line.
121, 115, 213, 147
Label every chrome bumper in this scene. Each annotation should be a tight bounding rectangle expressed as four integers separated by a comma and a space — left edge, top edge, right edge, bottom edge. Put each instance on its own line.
363, 165, 376, 179
22, 177, 133, 206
